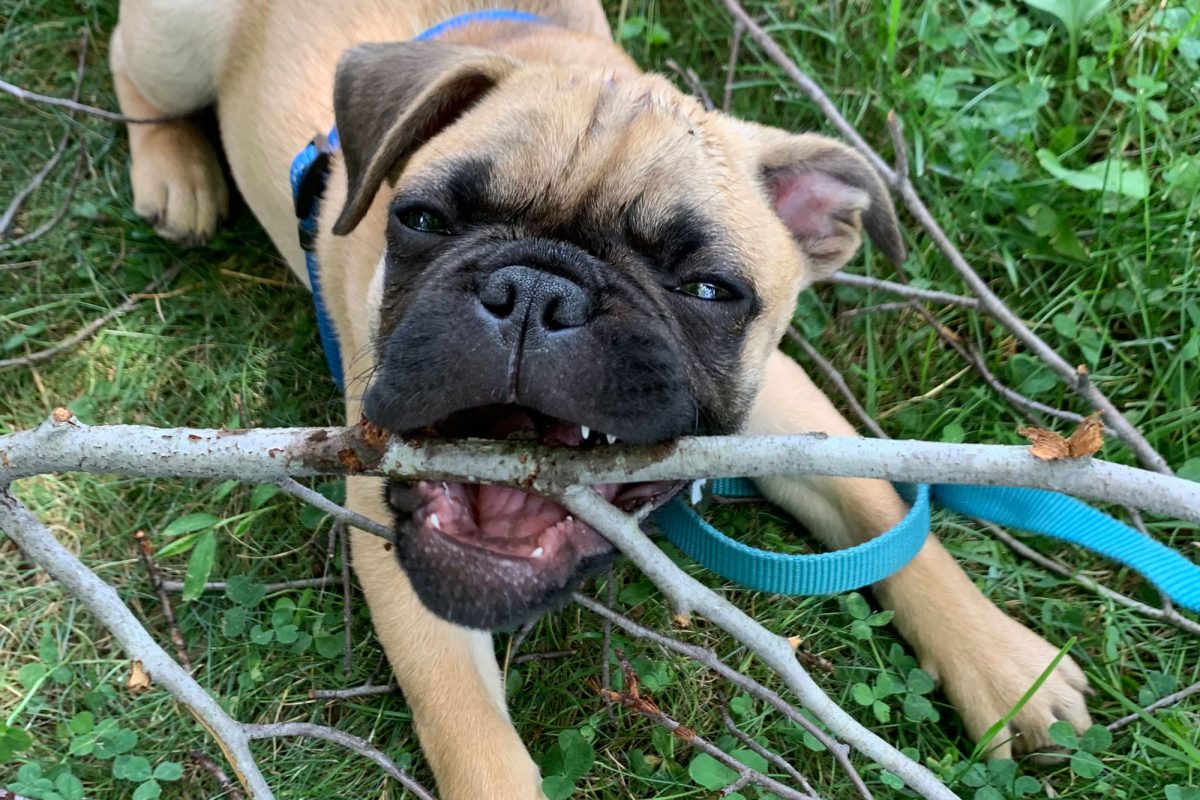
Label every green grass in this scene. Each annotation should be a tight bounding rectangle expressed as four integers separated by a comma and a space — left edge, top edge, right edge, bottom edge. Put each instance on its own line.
1, 0, 1198, 798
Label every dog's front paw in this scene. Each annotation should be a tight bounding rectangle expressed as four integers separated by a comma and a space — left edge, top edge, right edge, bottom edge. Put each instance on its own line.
130, 123, 228, 246
437, 755, 547, 800
930, 610, 1092, 760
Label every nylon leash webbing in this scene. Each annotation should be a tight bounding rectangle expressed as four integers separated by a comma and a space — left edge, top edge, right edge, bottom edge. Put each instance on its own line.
651, 479, 1200, 612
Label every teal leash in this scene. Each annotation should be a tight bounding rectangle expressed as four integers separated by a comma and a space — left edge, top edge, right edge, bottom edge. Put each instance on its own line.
651, 478, 1200, 613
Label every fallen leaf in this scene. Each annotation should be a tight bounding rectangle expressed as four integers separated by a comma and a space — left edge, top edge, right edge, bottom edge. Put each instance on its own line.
1067, 412, 1105, 457
127, 660, 151, 693
1018, 426, 1070, 460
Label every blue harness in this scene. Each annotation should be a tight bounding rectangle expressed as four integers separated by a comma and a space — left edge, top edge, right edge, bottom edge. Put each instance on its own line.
289, 11, 1200, 612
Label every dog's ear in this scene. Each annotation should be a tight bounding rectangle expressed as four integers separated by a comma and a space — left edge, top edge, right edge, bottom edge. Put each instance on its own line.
733, 121, 905, 276
331, 41, 517, 235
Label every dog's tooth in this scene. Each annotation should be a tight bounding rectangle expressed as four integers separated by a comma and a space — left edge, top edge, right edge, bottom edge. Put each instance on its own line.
430, 513, 441, 531
606, 433, 617, 445
580, 425, 590, 441
530, 546, 544, 558
690, 478, 707, 505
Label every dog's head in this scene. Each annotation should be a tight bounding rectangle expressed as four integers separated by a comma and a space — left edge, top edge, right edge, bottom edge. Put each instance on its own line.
323, 39, 903, 630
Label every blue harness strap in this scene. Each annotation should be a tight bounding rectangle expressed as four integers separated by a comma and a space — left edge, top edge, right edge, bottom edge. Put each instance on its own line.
288, 10, 1200, 613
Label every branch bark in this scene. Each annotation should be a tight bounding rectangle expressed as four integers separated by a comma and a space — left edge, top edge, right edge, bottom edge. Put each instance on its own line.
4, 418, 1196, 524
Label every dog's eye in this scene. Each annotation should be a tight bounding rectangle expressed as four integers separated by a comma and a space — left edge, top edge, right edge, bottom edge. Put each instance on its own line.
675, 281, 734, 301
397, 207, 450, 234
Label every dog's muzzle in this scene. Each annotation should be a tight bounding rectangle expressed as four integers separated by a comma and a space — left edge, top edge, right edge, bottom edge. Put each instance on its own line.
362, 238, 701, 630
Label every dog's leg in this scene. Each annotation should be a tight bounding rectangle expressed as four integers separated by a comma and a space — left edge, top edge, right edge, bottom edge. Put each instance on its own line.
109, 0, 231, 245
745, 350, 1092, 757
347, 477, 546, 800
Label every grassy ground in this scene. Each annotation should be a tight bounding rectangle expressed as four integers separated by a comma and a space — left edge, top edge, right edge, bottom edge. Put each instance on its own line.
1, 0, 1197, 797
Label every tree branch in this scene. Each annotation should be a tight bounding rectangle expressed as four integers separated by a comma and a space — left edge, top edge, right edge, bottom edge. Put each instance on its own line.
562, 490, 955, 799
3, 417, 1196, 524
1105, 680, 1200, 732
243, 722, 436, 800
824, 273, 981, 310
0, 488, 275, 799
715, 0, 1171, 475
604, 649, 818, 800
0, 265, 184, 370
0, 487, 436, 799
0, 77, 179, 123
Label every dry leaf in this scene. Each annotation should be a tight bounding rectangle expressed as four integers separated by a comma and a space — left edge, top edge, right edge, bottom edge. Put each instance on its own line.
1017, 426, 1070, 460
127, 660, 151, 693
1067, 412, 1105, 458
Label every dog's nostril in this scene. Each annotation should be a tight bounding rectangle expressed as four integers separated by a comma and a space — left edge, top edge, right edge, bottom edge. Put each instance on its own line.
478, 265, 590, 330
480, 286, 516, 318
543, 291, 587, 330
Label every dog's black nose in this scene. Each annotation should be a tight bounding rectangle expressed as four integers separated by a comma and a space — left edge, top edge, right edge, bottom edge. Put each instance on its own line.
478, 265, 590, 331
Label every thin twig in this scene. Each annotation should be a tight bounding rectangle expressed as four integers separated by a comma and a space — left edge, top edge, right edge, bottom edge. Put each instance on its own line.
885, 111, 909, 185
716, 0, 1171, 475
836, 301, 913, 321
575, 595, 875, 800
133, 529, 192, 674
723, 21, 746, 112
982, 522, 1200, 636
189, 750, 246, 800
0, 77, 179, 123
664, 59, 715, 111
0, 31, 88, 238
309, 683, 398, 701
275, 477, 394, 541
512, 649, 575, 665
604, 649, 817, 800
0, 144, 84, 253
719, 693, 821, 798
509, 620, 536, 659
908, 303, 1086, 427
0, 265, 184, 371
243, 722, 436, 800
162, 575, 341, 593
1106, 680, 1200, 731
824, 273, 980, 310
337, 522, 353, 675
786, 328, 888, 438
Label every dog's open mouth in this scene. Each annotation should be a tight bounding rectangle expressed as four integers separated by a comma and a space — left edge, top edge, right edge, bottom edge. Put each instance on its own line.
383, 404, 683, 629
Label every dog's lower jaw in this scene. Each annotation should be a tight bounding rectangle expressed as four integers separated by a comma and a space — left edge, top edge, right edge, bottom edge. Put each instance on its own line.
394, 508, 616, 630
